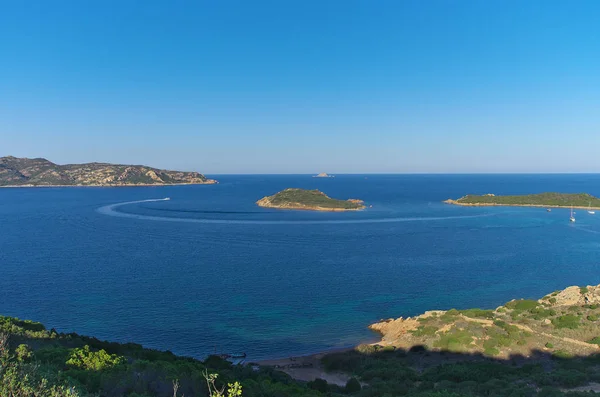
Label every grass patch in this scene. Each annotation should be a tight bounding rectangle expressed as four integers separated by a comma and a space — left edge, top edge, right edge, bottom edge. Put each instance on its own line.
552, 314, 581, 329
460, 308, 495, 319
434, 328, 474, 352
411, 326, 439, 337
587, 337, 600, 346
505, 299, 539, 311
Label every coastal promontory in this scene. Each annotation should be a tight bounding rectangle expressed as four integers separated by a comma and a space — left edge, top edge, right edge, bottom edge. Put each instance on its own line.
368, 283, 600, 359
445, 192, 600, 209
0, 156, 217, 187
256, 188, 365, 211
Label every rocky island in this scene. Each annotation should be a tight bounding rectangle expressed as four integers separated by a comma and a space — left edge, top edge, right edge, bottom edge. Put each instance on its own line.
445, 192, 600, 209
313, 172, 334, 178
256, 188, 365, 211
0, 156, 217, 187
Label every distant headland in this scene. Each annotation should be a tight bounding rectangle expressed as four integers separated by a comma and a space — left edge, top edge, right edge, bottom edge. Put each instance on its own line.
256, 188, 365, 211
0, 156, 217, 187
444, 192, 600, 209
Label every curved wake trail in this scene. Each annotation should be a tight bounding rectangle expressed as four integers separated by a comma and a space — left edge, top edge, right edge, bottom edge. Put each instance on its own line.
97, 198, 494, 225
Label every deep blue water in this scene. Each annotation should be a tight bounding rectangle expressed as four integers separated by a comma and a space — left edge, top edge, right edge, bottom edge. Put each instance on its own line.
2, 174, 600, 360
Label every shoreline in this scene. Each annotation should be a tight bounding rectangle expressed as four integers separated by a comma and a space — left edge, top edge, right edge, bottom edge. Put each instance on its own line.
444, 199, 600, 210
256, 347, 356, 386
256, 204, 366, 212
0, 180, 218, 188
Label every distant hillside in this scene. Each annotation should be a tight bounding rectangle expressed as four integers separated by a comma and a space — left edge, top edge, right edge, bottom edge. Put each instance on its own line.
0, 156, 217, 186
445, 192, 600, 209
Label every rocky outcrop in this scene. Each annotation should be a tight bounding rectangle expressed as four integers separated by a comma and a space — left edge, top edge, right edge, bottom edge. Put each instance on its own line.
0, 156, 217, 187
368, 284, 600, 358
540, 285, 600, 306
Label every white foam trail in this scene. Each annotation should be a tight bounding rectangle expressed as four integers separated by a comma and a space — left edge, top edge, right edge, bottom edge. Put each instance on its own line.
97, 198, 494, 225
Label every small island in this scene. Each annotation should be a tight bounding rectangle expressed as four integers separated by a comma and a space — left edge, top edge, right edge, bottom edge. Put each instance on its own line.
313, 172, 334, 178
256, 188, 365, 211
444, 192, 600, 209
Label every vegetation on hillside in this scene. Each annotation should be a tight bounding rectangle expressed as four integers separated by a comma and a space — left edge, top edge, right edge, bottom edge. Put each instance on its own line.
257, 188, 365, 210
3, 284, 600, 396
447, 192, 600, 208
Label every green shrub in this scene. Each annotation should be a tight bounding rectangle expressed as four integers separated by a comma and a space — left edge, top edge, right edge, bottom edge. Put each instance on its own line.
587, 337, 600, 346
552, 314, 581, 329
307, 378, 328, 393
15, 344, 33, 362
545, 342, 554, 349
529, 307, 556, 320
460, 309, 494, 319
587, 314, 598, 321
345, 377, 361, 393
505, 299, 539, 311
580, 287, 589, 294
549, 298, 557, 304
66, 345, 126, 371
552, 350, 573, 359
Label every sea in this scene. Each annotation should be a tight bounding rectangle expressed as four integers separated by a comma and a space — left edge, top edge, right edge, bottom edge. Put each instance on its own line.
1, 174, 600, 360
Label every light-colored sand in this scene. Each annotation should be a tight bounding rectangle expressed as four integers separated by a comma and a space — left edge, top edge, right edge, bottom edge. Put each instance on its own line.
257, 349, 353, 386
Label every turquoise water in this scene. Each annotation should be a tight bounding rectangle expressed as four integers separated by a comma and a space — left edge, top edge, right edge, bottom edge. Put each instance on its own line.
1, 174, 600, 360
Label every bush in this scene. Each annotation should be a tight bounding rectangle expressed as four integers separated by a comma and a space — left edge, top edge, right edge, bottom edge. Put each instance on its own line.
587, 314, 598, 321
15, 344, 33, 362
549, 298, 557, 304
552, 350, 573, 359
460, 309, 495, 319
345, 377, 361, 393
552, 314, 581, 329
307, 378, 328, 393
545, 342, 554, 349
66, 345, 126, 371
587, 337, 600, 346
580, 287, 589, 294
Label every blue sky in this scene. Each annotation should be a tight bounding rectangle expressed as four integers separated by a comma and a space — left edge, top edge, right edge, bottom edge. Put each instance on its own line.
1, 0, 600, 174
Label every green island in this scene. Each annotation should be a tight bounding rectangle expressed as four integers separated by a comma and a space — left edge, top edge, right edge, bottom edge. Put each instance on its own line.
445, 192, 600, 209
0, 156, 217, 187
5, 284, 600, 396
256, 188, 365, 211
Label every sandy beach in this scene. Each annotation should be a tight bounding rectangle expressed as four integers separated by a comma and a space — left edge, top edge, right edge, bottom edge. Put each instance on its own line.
257, 348, 354, 386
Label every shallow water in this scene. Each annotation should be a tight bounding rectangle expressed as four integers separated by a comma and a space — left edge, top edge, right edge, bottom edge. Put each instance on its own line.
1, 174, 600, 360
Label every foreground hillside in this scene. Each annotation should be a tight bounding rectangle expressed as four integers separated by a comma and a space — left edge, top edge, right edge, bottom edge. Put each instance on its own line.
0, 156, 216, 186
3, 284, 600, 396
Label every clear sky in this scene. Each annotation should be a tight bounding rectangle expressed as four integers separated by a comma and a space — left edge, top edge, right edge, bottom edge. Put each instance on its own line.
1, 1, 600, 174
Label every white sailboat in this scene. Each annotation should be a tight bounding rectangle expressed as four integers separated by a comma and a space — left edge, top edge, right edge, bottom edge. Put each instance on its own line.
570, 206, 576, 222
588, 201, 595, 215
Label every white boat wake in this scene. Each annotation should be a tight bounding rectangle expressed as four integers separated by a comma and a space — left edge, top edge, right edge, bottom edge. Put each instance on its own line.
97, 198, 496, 225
